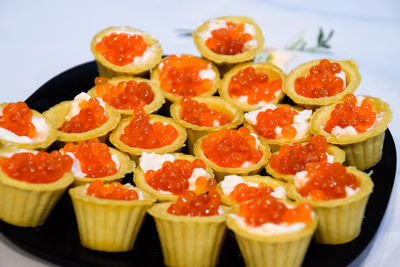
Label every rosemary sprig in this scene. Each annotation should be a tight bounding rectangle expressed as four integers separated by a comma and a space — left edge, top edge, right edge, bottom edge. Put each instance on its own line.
176, 28, 193, 37
286, 28, 334, 53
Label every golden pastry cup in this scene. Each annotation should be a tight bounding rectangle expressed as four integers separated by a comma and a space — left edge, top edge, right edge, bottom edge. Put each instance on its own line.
217, 174, 289, 206
109, 114, 187, 162
90, 26, 163, 78
69, 185, 156, 252
170, 96, 243, 153
43, 100, 120, 143
193, 16, 264, 65
193, 133, 271, 181
65, 147, 135, 186
244, 104, 312, 152
265, 143, 346, 182
283, 59, 361, 108
0, 103, 57, 150
288, 166, 373, 244
150, 54, 221, 103
0, 154, 74, 227
311, 95, 392, 170
219, 62, 286, 112
147, 202, 229, 267
227, 209, 317, 267
134, 152, 214, 202
87, 76, 165, 116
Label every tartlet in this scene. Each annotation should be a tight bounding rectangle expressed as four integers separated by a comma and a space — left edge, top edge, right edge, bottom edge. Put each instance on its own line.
193, 16, 264, 65
170, 96, 243, 153
87, 76, 165, 115
69, 182, 156, 252
90, 26, 163, 77
0, 147, 74, 227
311, 95, 392, 170
0, 102, 57, 150
43, 93, 120, 143
134, 152, 215, 202
150, 54, 221, 102
219, 62, 286, 111
283, 59, 361, 108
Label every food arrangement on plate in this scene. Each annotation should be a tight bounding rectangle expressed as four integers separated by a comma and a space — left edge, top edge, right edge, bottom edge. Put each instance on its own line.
0, 15, 393, 267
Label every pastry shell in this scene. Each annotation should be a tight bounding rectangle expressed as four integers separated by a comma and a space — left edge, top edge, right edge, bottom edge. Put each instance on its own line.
43, 100, 120, 143
170, 96, 243, 153
265, 143, 346, 182
219, 62, 285, 112
69, 185, 156, 252
288, 166, 373, 244
147, 202, 229, 267
109, 114, 187, 162
283, 59, 361, 108
150, 54, 221, 102
134, 153, 214, 202
87, 76, 165, 116
193, 16, 264, 65
90, 26, 163, 78
0, 103, 57, 150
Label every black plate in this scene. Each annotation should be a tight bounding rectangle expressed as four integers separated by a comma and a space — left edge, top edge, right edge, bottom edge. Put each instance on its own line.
0, 61, 397, 267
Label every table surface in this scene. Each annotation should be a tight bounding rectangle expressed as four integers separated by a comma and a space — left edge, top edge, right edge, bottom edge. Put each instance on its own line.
1, 0, 400, 266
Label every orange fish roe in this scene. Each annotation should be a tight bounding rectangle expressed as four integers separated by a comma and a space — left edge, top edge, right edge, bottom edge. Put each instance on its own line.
167, 189, 221, 216
120, 108, 178, 149
158, 55, 214, 96
201, 127, 262, 168
295, 59, 345, 98
238, 194, 312, 227
229, 67, 282, 104
297, 162, 360, 201
324, 94, 377, 134
205, 21, 253, 55
180, 98, 232, 127
63, 139, 117, 178
145, 158, 215, 195
0, 102, 36, 138
252, 105, 299, 139
229, 182, 274, 203
86, 180, 139, 201
1, 151, 72, 184
95, 77, 154, 110
58, 98, 108, 133
95, 32, 147, 66
270, 135, 329, 175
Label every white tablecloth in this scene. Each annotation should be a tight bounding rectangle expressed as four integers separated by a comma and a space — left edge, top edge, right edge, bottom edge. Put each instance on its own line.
1, 0, 399, 266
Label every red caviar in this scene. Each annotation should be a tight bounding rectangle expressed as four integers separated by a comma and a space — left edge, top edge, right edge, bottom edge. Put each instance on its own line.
252, 105, 299, 139
145, 158, 216, 195
167, 189, 221, 216
58, 97, 108, 133
158, 55, 214, 96
324, 94, 377, 134
297, 162, 360, 201
270, 135, 329, 175
95, 32, 147, 66
205, 21, 253, 55
86, 180, 139, 200
120, 108, 178, 149
180, 98, 232, 127
1, 151, 72, 184
95, 77, 154, 110
295, 59, 345, 98
0, 102, 36, 138
229, 67, 282, 104
229, 182, 275, 203
238, 194, 312, 226
63, 139, 117, 178
201, 127, 262, 168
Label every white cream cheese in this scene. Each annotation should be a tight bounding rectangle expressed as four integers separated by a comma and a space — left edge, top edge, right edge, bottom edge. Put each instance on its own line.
326, 153, 334, 164
198, 64, 216, 80
139, 152, 176, 173
187, 168, 212, 191
335, 70, 347, 89
0, 149, 38, 158
65, 92, 106, 121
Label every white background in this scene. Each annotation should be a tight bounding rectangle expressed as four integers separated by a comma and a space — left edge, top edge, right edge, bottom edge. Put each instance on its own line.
0, 0, 399, 266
